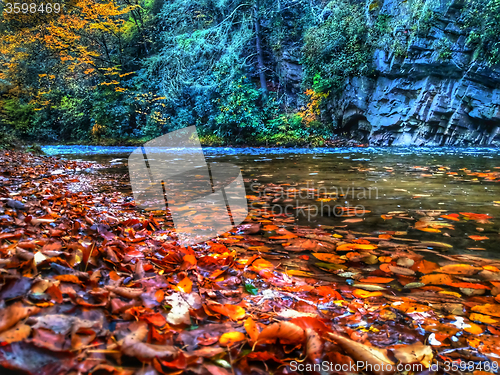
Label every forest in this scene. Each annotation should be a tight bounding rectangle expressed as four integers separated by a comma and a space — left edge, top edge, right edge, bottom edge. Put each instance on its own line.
3, 1, 500, 374
1, 0, 499, 147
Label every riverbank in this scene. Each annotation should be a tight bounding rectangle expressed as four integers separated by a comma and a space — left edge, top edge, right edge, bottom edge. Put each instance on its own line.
0, 130, 367, 150
40, 134, 367, 148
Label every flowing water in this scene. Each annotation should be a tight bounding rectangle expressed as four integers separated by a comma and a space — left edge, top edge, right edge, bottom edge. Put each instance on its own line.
42, 145, 500, 259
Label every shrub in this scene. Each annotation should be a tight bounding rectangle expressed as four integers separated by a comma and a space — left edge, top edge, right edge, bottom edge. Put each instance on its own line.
302, 0, 372, 94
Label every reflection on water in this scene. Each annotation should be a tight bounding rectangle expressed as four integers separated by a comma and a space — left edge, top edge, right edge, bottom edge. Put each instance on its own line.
43, 145, 500, 258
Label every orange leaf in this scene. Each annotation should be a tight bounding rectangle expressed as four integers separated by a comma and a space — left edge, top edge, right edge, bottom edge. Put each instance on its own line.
290, 317, 332, 334
440, 214, 460, 221
155, 290, 165, 303
337, 243, 377, 251
175, 277, 193, 294
484, 266, 500, 272
469, 313, 500, 324
359, 277, 394, 284
464, 322, 483, 335
143, 313, 167, 327
379, 263, 392, 273
250, 259, 274, 272
263, 225, 279, 231
471, 304, 500, 317
53, 275, 82, 284
391, 301, 432, 313
314, 286, 343, 300
257, 321, 305, 344
182, 254, 197, 268
460, 212, 493, 221
420, 274, 454, 285
353, 289, 383, 299
417, 228, 441, 233
412, 260, 439, 274
244, 317, 260, 343
312, 253, 345, 263
438, 264, 480, 276
469, 235, 489, 241
449, 282, 490, 289
269, 234, 297, 240
209, 304, 246, 320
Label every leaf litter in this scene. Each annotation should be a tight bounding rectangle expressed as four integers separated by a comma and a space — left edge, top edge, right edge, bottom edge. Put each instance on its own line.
0, 151, 500, 374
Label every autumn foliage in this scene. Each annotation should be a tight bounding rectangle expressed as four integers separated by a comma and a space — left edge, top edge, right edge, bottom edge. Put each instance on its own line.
1, 151, 500, 374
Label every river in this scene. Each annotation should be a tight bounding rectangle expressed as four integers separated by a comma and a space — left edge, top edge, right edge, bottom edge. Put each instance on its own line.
42, 145, 500, 259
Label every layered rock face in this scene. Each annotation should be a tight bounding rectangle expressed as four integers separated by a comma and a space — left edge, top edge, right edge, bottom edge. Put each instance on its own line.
279, 0, 500, 146
337, 0, 500, 146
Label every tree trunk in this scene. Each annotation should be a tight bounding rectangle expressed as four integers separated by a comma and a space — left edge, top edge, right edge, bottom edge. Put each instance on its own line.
253, 2, 268, 97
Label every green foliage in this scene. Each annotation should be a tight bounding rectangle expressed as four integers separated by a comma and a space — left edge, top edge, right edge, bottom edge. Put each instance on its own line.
0, 129, 22, 150
463, 0, 500, 65
255, 112, 328, 146
198, 133, 225, 146
213, 76, 267, 141
0, 98, 34, 135
435, 38, 453, 60
302, 0, 372, 94
5, 0, 499, 146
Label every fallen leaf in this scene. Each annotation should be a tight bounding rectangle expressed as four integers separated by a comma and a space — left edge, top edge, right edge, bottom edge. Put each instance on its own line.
391, 342, 433, 368
209, 304, 246, 320
353, 289, 383, 299
326, 332, 394, 375
257, 321, 305, 345
219, 331, 246, 346
164, 293, 191, 325
420, 274, 454, 285
471, 304, 500, 318
0, 323, 31, 344
0, 302, 40, 333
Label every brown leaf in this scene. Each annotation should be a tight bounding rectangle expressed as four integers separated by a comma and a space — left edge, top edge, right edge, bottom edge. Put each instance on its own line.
135, 259, 145, 280
122, 337, 178, 360
105, 286, 144, 299
120, 321, 179, 360
388, 265, 415, 276
0, 302, 40, 333
438, 264, 481, 276
0, 323, 31, 344
306, 328, 323, 363
326, 332, 395, 375
391, 342, 433, 367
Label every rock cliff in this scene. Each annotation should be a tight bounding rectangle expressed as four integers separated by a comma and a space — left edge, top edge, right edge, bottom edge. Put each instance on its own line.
281, 0, 500, 146
339, 0, 500, 146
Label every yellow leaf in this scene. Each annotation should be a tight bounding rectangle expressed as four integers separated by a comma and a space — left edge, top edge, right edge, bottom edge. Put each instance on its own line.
337, 243, 377, 251
244, 317, 260, 343
219, 331, 246, 346
312, 253, 345, 263
469, 313, 500, 324
420, 274, 454, 285
471, 304, 500, 318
